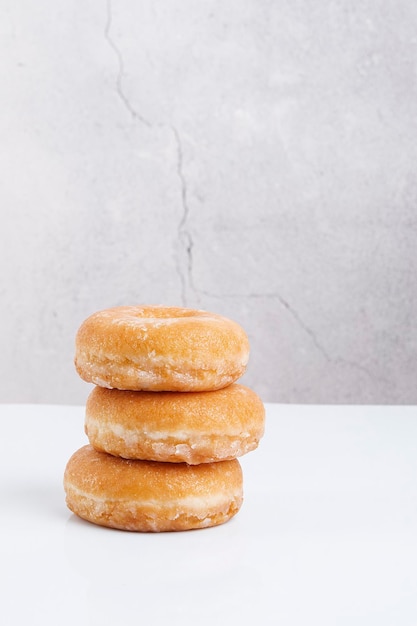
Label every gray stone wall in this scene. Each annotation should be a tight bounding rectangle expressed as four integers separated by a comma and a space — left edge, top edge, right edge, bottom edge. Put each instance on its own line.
1, 1, 416, 404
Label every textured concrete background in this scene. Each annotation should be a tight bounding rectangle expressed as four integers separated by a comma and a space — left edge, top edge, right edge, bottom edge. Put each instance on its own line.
1, 0, 417, 405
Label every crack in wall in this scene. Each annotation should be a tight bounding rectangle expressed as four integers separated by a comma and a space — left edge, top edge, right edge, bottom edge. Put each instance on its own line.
269, 294, 392, 386
270, 293, 332, 362
198, 289, 390, 386
103, 3, 388, 386
171, 126, 189, 232
199, 289, 331, 361
105, 0, 152, 128
104, 0, 193, 305
170, 125, 194, 306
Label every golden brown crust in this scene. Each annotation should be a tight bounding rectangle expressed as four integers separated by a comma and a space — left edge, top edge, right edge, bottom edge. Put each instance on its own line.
74, 305, 249, 392
64, 445, 243, 532
85, 384, 265, 464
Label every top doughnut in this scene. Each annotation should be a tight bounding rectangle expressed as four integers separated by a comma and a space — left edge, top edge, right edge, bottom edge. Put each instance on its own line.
74, 305, 250, 392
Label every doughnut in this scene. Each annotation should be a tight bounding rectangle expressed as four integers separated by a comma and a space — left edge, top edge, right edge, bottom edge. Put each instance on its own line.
85, 383, 265, 464
64, 445, 243, 532
74, 305, 250, 392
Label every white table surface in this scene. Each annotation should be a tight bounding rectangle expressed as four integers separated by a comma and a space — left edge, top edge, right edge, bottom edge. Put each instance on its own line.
1, 402, 416, 625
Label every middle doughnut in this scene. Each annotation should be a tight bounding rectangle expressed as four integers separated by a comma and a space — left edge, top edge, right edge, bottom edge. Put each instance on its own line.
85, 383, 265, 464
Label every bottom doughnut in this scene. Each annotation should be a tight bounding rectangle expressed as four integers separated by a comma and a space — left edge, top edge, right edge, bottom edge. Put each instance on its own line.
64, 445, 243, 532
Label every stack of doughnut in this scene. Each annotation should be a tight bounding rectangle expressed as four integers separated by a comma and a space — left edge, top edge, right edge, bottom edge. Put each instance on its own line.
64, 305, 265, 532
